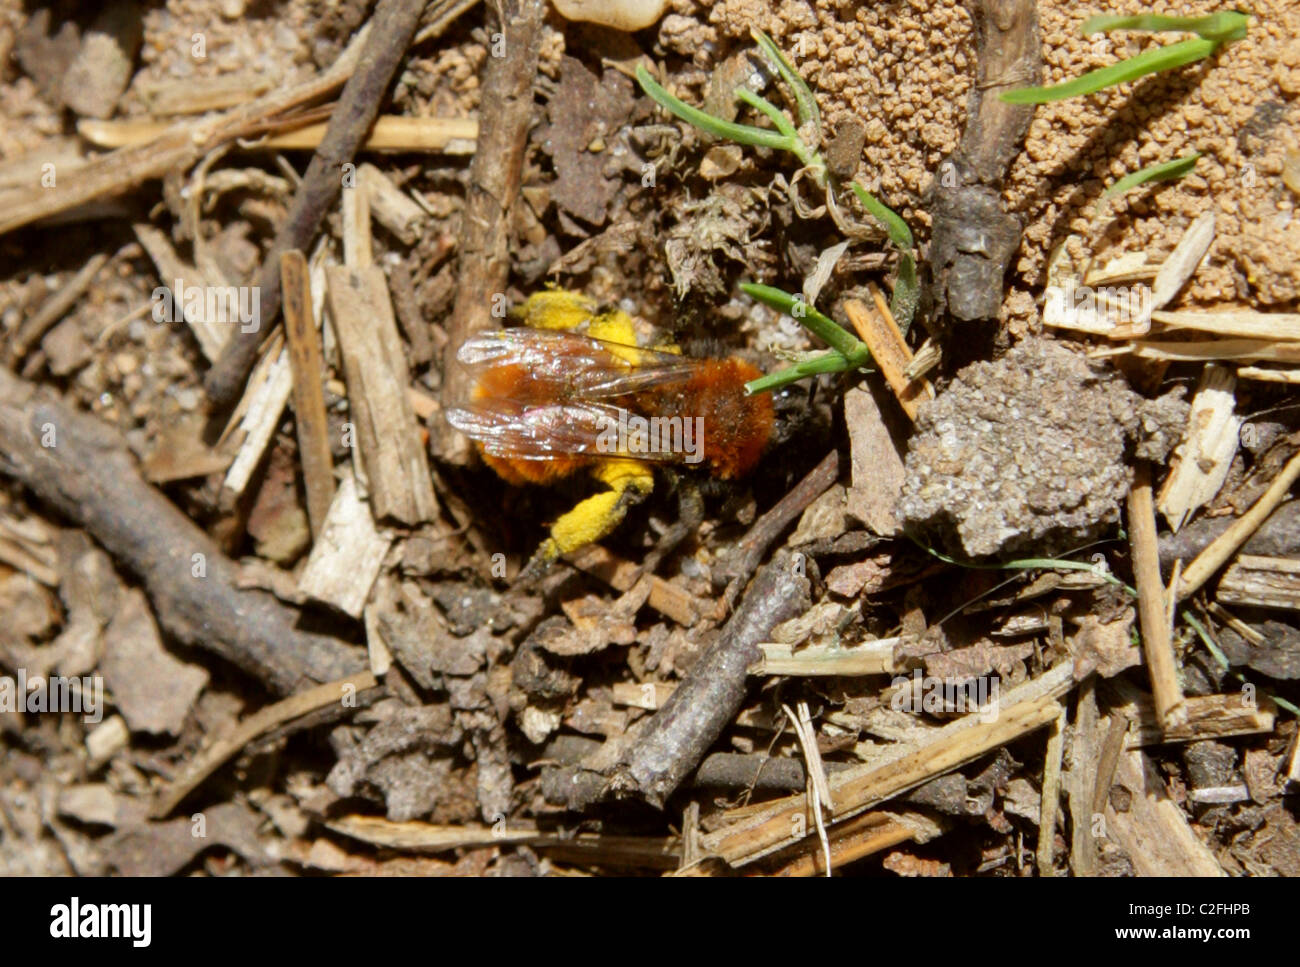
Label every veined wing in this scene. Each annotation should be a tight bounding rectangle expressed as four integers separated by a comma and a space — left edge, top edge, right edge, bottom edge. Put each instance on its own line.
455, 328, 700, 401
447, 397, 690, 463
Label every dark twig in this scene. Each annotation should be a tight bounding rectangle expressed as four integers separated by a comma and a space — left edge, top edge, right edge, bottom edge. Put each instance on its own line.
695, 752, 853, 793
609, 552, 811, 809
154, 671, 380, 817
439, 0, 547, 462
204, 0, 477, 408
713, 449, 839, 609
927, 0, 1040, 324
541, 554, 811, 812
0, 367, 365, 694
1159, 499, 1300, 572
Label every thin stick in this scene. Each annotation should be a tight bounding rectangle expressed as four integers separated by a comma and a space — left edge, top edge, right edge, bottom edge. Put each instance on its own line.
714, 449, 839, 608
154, 671, 379, 817
926, 0, 1040, 322
280, 250, 335, 537
606, 551, 811, 809
439, 0, 548, 462
7, 253, 110, 365
1036, 705, 1066, 876
1178, 446, 1300, 600
205, 0, 477, 408
1128, 463, 1186, 728
78, 115, 478, 153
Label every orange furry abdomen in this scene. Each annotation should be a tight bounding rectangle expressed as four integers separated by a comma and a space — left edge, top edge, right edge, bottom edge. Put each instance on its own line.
638, 358, 773, 479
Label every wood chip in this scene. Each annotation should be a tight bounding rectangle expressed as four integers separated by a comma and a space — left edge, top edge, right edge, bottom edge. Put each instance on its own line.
361, 163, 427, 245
1151, 211, 1215, 309
1128, 464, 1186, 728
219, 331, 293, 500
1217, 554, 1300, 610
326, 264, 438, 525
1104, 748, 1226, 876
1083, 251, 1156, 287
281, 250, 336, 537
133, 224, 232, 361
1125, 692, 1277, 747
843, 292, 933, 421
565, 544, 697, 626
100, 589, 208, 735
1036, 706, 1066, 875
296, 470, 392, 617
751, 637, 896, 676
843, 383, 907, 536
1156, 363, 1241, 532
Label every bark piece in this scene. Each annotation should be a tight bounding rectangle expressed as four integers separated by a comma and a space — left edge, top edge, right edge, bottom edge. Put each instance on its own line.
926, 0, 1039, 323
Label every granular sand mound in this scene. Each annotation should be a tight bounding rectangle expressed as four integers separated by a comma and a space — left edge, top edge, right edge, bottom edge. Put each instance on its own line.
666, 0, 1299, 322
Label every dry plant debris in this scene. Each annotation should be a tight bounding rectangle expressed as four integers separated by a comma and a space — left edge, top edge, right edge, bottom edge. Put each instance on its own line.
0, 0, 1296, 882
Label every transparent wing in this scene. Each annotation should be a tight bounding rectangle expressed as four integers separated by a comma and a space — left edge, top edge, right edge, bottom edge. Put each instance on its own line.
447, 398, 682, 462
456, 328, 699, 400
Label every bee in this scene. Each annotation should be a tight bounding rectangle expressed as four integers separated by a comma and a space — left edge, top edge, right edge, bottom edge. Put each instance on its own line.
447, 289, 775, 573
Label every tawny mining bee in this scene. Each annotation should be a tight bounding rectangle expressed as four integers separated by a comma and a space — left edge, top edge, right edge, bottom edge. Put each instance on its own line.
447, 289, 774, 571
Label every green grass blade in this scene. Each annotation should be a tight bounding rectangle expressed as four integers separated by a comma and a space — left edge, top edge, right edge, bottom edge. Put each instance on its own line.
745, 349, 866, 395
750, 29, 821, 133
740, 282, 864, 359
1081, 11, 1249, 43
1101, 151, 1200, 200
999, 35, 1216, 103
636, 64, 794, 151
734, 87, 798, 140
850, 183, 913, 250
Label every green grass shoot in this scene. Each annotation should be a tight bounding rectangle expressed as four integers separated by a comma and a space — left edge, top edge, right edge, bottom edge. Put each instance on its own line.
999, 10, 1249, 104
1100, 151, 1200, 201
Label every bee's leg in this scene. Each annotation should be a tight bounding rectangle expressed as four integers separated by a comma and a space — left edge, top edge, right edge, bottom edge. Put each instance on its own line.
519, 459, 654, 583
639, 472, 703, 576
